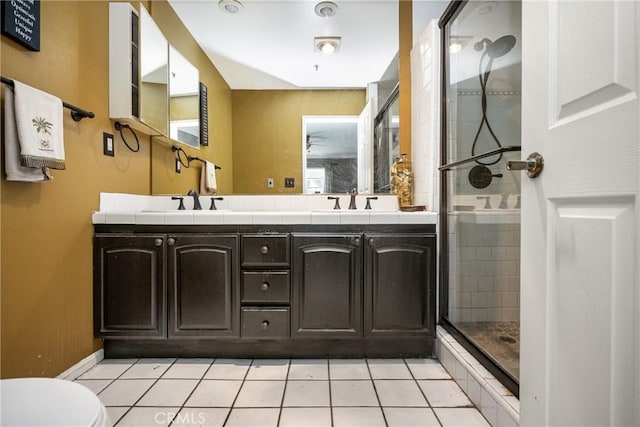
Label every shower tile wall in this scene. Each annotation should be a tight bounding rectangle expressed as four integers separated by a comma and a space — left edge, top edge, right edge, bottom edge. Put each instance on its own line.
448, 221, 520, 322
411, 20, 440, 211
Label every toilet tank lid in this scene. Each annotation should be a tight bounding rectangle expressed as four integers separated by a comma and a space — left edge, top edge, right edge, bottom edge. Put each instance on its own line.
0, 378, 104, 426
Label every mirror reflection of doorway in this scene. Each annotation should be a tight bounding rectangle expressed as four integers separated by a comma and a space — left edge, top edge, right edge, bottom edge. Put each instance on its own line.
302, 116, 358, 194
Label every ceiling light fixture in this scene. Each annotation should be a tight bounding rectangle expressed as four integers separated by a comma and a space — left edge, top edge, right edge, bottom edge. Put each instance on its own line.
315, 36, 341, 55
314, 1, 338, 18
218, 0, 244, 14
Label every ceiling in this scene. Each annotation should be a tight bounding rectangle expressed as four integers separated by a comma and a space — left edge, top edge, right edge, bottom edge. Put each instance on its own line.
167, 0, 399, 89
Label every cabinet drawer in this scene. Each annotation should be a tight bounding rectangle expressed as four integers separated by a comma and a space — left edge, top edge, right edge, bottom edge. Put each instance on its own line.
241, 308, 289, 338
242, 271, 290, 304
242, 234, 289, 267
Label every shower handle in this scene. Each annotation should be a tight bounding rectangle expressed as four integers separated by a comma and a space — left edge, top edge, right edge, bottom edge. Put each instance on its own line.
507, 152, 544, 178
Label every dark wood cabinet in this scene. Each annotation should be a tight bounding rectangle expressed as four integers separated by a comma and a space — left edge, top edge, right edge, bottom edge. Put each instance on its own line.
168, 234, 239, 338
291, 234, 362, 338
94, 234, 166, 338
364, 234, 436, 337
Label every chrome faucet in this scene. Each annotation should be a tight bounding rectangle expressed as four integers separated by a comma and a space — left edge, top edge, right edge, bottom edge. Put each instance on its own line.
187, 189, 202, 210
348, 189, 357, 210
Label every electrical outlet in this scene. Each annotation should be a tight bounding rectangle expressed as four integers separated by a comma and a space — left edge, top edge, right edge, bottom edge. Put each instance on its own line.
267, 177, 274, 188
285, 177, 295, 188
103, 132, 114, 156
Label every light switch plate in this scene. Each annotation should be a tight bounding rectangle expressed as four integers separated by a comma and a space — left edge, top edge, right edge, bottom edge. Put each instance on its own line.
103, 132, 114, 156
267, 177, 274, 188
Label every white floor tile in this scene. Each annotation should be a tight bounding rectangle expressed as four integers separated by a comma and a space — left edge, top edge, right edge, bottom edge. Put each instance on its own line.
374, 380, 428, 407
288, 359, 328, 380
283, 380, 330, 407
279, 407, 332, 427
405, 358, 452, 379
245, 359, 289, 380
332, 407, 386, 427
98, 379, 155, 406
136, 379, 198, 407
234, 380, 285, 407
173, 408, 229, 427
77, 359, 137, 380
162, 358, 213, 379
73, 379, 112, 395
105, 407, 129, 426
225, 408, 280, 427
116, 406, 179, 426
418, 380, 473, 407
329, 359, 370, 379
330, 380, 379, 407
367, 359, 413, 379
383, 407, 441, 427
434, 407, 491, 426
184, 380, 242, 407
204, 359, 251, 380
120, 358, 174, 379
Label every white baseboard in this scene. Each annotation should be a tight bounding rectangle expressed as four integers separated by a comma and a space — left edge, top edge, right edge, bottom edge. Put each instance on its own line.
57, 348, 104, 380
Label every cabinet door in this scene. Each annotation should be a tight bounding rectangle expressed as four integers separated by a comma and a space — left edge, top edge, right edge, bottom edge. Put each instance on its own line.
292, 234, 362, 338
168, 234, 239, 338
94, 234, 166, 338
365, 234, 436, 337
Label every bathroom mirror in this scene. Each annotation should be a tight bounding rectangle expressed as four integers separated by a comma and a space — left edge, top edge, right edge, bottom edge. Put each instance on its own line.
303, 116, 359, 194
169, 46, 200, 148
139, 5, 169, 136
373, 88, 400, 193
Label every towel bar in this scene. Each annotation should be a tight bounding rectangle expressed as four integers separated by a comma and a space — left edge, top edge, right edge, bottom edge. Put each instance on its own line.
1, 76, 95, 122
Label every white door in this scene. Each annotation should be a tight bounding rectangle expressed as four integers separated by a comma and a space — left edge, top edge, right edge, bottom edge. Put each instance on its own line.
520, 1, 639, 426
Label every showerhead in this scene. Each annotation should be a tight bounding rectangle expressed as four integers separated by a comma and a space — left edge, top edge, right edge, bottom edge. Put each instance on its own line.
474, 35, 516, 58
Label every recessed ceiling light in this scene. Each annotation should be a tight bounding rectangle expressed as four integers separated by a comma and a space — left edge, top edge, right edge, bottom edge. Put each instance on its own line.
219, 0, 244, 14
314, 1, 338, 18
314, 36, 341, 55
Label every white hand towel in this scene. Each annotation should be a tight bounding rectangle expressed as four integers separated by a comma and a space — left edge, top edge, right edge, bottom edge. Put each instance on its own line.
3, 86, 52, 182
13, 80, 65, 170
199, 161, 218, 195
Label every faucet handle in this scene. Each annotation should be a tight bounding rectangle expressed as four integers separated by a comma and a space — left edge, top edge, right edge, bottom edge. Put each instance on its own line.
327, 196, 341, 210
364, 196, 378, 210
209, 197, 224, 210
171, 196, 185, 210
476, 195, 491, 209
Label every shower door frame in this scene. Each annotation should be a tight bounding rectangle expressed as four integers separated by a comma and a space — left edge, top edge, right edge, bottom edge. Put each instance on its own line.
437, 0, 520, 397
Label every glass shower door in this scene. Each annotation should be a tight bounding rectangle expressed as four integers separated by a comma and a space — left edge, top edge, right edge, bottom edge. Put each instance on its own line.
439, 0, 522, 392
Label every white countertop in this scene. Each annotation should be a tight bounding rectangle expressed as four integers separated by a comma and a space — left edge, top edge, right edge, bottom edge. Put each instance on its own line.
93, 193, 437, 225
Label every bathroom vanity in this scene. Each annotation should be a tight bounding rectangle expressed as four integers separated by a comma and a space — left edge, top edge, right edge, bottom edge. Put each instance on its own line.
93, 194, 437, 358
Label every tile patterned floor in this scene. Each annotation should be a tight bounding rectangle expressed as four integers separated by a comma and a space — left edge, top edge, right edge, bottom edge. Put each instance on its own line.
74, 358, 490, 427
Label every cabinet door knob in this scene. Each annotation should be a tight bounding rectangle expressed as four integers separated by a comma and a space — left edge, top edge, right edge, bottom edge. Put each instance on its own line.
154, 238, 163, 247
261, 320, 270, 330
354, 237, 361, 245
260, 282, 270, 291
167, 237, 176, 246
260, 245, 269, 255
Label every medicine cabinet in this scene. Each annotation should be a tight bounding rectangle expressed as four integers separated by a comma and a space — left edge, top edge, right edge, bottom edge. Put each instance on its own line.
109, 2, 200, 148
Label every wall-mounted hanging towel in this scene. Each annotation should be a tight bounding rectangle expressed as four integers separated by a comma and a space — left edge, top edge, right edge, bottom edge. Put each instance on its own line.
199, 160, 219, 195
3, 80, 66, 182
1, 76, 95, 121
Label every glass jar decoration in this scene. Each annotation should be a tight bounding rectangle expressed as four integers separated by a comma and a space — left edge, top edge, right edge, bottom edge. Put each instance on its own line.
394, 153, 413, 207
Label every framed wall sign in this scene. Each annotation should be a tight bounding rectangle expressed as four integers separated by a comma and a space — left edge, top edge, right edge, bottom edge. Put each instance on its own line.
1, 0, 41, 51
199, 82, 209, 146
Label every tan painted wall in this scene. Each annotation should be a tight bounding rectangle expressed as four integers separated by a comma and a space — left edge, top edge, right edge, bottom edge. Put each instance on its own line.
0, 1, 152, 378
150, 1, 233, 196
232, 90, 365, 194
170, 95, 198, 121
399, 0, 413, 158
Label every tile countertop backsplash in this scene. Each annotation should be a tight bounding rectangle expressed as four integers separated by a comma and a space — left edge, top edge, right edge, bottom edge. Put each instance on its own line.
92, 193, 437, 225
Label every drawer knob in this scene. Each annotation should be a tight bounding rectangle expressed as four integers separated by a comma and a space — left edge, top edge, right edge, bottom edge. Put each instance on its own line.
154, 238, 163, 247
260, 245, 269, 255
261, 320, 269, 330
260, 282, 270, 291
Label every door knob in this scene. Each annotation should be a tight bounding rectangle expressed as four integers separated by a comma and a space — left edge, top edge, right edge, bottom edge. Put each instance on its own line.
506, 152, 544, 178
153, 238, 163, 247
167, 237, 176, 246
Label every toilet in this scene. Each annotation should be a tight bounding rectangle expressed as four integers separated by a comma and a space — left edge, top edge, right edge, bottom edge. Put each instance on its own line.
0, 378, 109, 427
